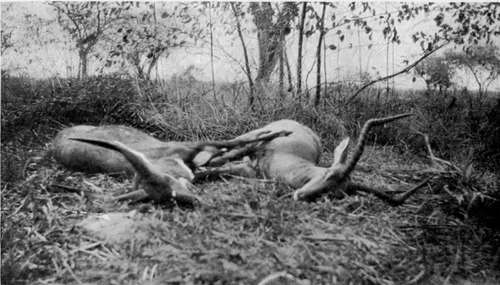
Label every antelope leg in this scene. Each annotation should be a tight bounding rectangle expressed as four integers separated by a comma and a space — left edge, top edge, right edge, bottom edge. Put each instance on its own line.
347, 177, 431, 206
201, 130, 291, 149
206, 143, 260, 166
113, 190, 150, 203
194, 162, 257, 182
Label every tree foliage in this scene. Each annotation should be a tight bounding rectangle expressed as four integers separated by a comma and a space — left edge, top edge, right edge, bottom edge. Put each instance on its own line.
105, 2, 205, 80
445, 45, 500, 96
50, 2, 129, 78
1, 3, 15, 56
430, 3, 499, 49
414, 55, 455, 92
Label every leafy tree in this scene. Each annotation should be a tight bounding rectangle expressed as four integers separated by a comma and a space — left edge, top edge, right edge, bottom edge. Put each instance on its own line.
427, 3, 499, 50
103, 2, 204, 80
445, 45, 500, 98
50, 2, 129, 78
334, 2, 498, 102
414, 55, 455, 93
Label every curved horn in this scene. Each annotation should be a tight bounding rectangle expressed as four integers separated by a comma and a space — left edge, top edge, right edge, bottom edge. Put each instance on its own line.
68, 138, 196, 203
69, 138, 159, 180
342, 113, 414, 177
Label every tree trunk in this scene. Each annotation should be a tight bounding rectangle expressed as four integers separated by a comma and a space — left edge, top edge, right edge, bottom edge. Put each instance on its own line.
465, 63, 484, 103
296, 2, 307, 99
253, 3, 278, 85
79, 49, 89, 79
128, 51, 145, 79
146, 51, 165, 81
250, 3, 296, 96
323, 31, 327, 101
284, 49, 293, 92
231, 3, 254, 107
279, 47, 284, 98
208, 2, 217, 103
314, 3, 326, 108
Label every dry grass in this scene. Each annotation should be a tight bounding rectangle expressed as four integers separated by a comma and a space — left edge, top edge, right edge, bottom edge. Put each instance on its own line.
1, 75, 499, 284
2, 146, 499, 285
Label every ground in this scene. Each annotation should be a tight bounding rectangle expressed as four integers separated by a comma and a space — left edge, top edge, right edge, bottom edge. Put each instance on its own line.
1, 146, 499, 285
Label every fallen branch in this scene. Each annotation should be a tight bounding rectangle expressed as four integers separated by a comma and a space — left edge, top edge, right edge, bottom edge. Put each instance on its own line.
411, 128, 438, 167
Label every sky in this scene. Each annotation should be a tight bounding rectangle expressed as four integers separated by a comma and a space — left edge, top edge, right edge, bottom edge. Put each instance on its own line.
1, 1, 499, 92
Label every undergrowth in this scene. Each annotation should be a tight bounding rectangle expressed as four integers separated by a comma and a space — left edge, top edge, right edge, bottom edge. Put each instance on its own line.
1, 74, 499, 284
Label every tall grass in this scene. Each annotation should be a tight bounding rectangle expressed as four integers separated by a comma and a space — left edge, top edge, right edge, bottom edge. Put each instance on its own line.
1, 74, 498, 183
1, 74, 499, 285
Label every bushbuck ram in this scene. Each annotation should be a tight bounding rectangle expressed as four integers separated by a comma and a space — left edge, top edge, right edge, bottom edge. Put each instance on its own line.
52, 124, 290, 204
201, 113, 430, 205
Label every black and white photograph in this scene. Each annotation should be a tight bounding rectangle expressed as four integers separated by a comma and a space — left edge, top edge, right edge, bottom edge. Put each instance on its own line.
1, 1, 499, 284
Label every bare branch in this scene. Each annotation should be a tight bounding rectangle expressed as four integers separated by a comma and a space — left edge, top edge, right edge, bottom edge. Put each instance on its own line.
346, 43, 448, 103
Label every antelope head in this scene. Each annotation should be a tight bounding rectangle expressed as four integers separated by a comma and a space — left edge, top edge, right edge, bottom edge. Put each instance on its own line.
293, 113, 414, 201
69, 138, 199, 205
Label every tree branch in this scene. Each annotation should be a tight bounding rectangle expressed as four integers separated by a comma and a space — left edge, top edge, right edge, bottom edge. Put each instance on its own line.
346, 43, 448, 103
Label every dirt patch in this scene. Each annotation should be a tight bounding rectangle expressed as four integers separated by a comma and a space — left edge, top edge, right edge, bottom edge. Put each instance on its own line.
78, 211, 152, 244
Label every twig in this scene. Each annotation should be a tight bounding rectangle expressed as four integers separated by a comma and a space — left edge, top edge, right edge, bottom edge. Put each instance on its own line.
225, 175, 276, 184
10, 196, 28, 217
69, 242, 102, 254
257, 271, 301, 285
61, 258, 82, 285
407, 268, 426, 284
113, 190, 149, 203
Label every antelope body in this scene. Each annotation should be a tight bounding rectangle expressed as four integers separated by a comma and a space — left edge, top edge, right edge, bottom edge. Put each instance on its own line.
233, 119, 323, 187
53, 125, 217, 176
206, 114, 428, 204
53, 124, 290, 204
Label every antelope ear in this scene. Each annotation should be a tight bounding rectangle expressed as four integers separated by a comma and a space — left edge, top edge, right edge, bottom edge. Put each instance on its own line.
332, 137, 350, 165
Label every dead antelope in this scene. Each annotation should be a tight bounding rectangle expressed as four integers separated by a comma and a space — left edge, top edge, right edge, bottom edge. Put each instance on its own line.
53, 125, 290, 173
69, 138, 200, 204
203, 114, 430, 205
52, 124, 290, 204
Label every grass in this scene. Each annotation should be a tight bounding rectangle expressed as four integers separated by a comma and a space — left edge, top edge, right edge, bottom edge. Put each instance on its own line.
2, 145, 499, 284
1, 75, 499, 284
